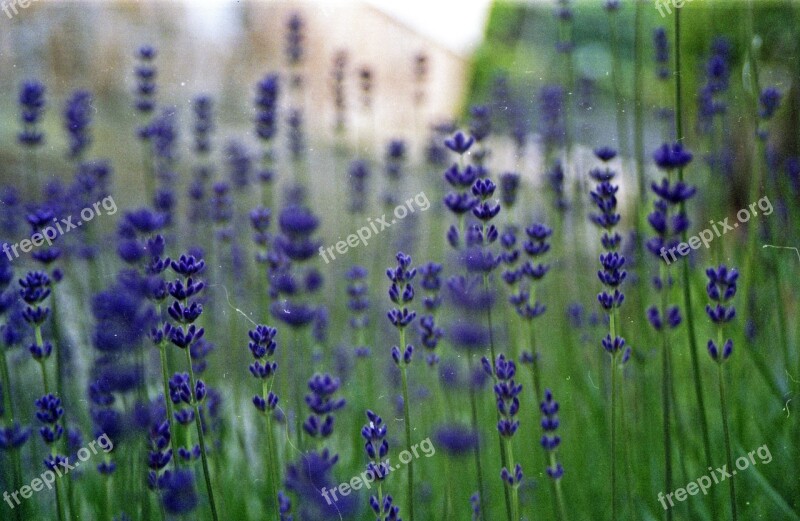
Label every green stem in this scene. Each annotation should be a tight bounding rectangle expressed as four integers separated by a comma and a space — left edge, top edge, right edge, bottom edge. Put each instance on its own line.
743, 0, 763, 315
184, 347, 219, 521
608, 9, 628, 158
674, 5, 715, 497
263, 380, 280, 520
659, 259, 674, 521
468, 355, 487, 521
610, 350, 617, 520
504, 440, 519, 521
527, 321, 542, 405
633, 0, 645, 201
53, 447, 66, 521
158, 346, 176, 468
399, 328, 414, 521
718, 359, 737, 520
0, 348, 15, 420
550, 453, 568, 521
484, 275, 512, 521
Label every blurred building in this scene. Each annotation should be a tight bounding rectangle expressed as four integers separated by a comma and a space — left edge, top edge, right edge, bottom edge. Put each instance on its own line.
0, 1, 471, 159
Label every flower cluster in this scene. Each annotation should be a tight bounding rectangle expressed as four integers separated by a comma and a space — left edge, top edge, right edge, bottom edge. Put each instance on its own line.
589, 148, 629, 361
510, 223, 551, 323
303, 373, 345, 439
248, 325, 280, 413
35, 394, 66, 470
362, 410, 390, 483
540, 389, 564, 479
146, 420, 173, 490
256, 73, 280, 143
417, 262, 443, 365
705, 265, 738, 362
64, 89, 93, 159
387, 252, 417, 330
270, 204, 322, 329
134, 45, 157, 116
169, 372, 204, 460
19, 271, 51, 329
18, 80, 46, 147
346, 266, 370, 357
484, 354, 523, 488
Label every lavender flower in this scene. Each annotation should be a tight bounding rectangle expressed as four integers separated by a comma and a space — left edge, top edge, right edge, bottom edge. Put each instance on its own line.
303, 373, 345, 439
134, 45, 157, 115
63, 90, 93, 159
18, 80, 46, 147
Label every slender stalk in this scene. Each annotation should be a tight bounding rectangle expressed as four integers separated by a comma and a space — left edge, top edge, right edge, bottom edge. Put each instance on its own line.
53, 446, 66, 521
528, 321, 542, 404
0, 348, 14, 419
398, 328, 414, 521
262, 380, 280, 520
504, 440, 519, 521
618, 363, 634, 517
183, 346, 219, 521
673, 5, 715, 491
292, 329, 303, 449
742, 0, 763, 313
633, 0, 646, 201
1, 347, 24, 521
36, 326, 51, 395
550, 453, 569, 521
50, 286, 65, 407
158, 343, 176, 468
484, 275, 512, 521
717, 359, 737, 520
610, 349, 618, 520
608, 8, 628, 159
468, 355, 487, 521
660, 280, 673, 521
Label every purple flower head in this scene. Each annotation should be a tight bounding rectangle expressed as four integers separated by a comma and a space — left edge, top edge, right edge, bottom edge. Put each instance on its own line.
255, 73, 279, 141
444, 131, 474, 154
653, 142, 693, 170
18, 80, 46, 146
64, 90, 93, 158
434, 423, 479, 456
653, 27, 670, 79
469, 105, 491, 142
594, 146, 617, 162
0, 423, 32, 450
158, 469, 198, 515
759, 87, 781, 120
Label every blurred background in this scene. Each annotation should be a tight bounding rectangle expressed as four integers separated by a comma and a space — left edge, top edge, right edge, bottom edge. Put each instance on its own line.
1, 0, 797, 209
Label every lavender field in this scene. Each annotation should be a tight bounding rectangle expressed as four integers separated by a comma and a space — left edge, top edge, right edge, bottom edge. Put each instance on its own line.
0, 1, 798, 520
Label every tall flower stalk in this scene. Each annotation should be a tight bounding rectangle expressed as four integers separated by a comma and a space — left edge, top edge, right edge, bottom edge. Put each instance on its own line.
705, 266, 739, 520
672, 8, 715, 510
483, 354, 522, 521
247, 324, 281, 516
648, 141, 694, 521
387, 252, 417, 521
541, 389, 567, 521
165, 254, 218, 521
605, 1, 628, 159
35, 394, 67, 521
363, 410, 401, 521
588, 147, 630, 519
